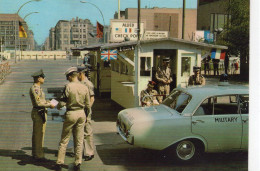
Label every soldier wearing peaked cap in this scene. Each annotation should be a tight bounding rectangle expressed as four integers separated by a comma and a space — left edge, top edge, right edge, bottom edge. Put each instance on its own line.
188, 66, 206, 86
77, 66, 95, 161
156, 57, 173, 101
29, 69, 55, 160
55, 67, 91, 170
140, 81, 159, 107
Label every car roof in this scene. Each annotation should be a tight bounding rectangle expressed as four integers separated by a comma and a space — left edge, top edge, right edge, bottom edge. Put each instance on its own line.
175, 85, 249, 99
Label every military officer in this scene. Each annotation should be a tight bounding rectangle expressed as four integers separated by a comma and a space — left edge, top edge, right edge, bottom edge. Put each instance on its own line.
140, 81, 159, 107
29, 69, 54, 160
188, 66, 206, 86
155, 57, 172, 101
78, 66, 95, 161
55, 67, 91, 171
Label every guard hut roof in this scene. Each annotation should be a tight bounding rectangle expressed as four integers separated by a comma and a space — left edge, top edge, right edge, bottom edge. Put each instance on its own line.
72, 38, 228, 51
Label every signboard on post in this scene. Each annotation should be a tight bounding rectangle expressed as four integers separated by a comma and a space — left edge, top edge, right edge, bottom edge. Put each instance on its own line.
110, 19, 145, 42
143, 31, 168, 40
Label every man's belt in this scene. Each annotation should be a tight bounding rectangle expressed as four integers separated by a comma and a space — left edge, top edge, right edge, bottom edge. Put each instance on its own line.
67, 108, 84, 111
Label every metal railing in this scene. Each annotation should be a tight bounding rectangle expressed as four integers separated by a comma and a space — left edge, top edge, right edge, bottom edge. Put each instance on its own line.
0, 61, 11, 84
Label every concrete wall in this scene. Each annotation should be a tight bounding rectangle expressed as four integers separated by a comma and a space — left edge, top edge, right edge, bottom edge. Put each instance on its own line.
16, 51, 67, 60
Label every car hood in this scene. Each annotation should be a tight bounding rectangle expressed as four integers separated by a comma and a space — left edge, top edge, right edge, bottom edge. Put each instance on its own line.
118, 105, 181, 126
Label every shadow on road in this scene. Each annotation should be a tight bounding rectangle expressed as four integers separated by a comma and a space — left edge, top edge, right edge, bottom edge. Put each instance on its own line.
96, 143, 248, 170
0, 148, 67, 170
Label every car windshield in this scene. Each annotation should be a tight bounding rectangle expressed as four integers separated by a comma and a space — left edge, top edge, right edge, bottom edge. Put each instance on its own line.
163, 90, 192, 113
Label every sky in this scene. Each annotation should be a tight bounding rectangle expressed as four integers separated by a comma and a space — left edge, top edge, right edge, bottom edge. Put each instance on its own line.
0, 0, 197, 45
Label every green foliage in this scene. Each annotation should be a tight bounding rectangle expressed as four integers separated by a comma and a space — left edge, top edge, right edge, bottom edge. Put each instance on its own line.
222, 0, 249, 57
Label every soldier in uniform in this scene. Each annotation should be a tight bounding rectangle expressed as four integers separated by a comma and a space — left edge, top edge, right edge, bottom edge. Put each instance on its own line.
55, 67, 91, 171
188, 66, 206, 86
29, 69, 54, 160
77, 66, 95, 161
140, 81, 159, 107
155, 57, 173, 101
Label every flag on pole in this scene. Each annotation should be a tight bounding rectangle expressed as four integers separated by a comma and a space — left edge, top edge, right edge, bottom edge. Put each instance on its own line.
19, 21, 27, 38
96, 21, 104, 38
211, 49, 226, 60
101, 49, 117, 61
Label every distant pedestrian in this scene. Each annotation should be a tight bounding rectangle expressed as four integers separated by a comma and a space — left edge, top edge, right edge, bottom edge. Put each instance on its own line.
233, 60, 239, 75
83, 53, 90, 66
29, 69, 54, 161
55, 67, 91, 171
203, 55, 211, 75
224, 51, 230, 74
213, 59, 220, 76
188, 66, 205, 86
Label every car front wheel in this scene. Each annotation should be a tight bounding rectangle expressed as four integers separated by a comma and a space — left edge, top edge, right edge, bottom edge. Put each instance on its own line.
172, 140, 202, 163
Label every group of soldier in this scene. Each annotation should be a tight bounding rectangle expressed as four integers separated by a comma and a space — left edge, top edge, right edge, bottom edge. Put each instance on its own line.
29, 66, 95, 171
140, 57, 205, 107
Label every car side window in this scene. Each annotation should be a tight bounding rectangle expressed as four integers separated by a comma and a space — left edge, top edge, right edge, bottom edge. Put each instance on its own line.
194, 97, 213, 116
239, 95, 249, 114
213, 95, 238, 115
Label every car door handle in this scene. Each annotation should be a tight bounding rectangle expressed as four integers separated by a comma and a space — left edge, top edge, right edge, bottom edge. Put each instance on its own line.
192, 120, 205, 124
242, 119, 248, 123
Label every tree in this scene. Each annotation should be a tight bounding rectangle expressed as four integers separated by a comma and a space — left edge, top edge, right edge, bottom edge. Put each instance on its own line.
221, 0, 249, 80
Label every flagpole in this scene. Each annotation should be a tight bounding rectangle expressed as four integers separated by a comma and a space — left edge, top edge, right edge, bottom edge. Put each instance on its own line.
14, 21, 17, 63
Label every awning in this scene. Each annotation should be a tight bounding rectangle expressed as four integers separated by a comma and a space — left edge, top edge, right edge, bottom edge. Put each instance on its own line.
117, 52, 134, 67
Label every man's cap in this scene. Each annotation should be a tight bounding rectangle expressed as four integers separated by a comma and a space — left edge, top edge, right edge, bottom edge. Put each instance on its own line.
64, 67, 78, 75
77, 66, 88, 73
148, 81, 156, 87
163, 57, 170, 62
193, 66, 201, 72
31, 69, 45, 78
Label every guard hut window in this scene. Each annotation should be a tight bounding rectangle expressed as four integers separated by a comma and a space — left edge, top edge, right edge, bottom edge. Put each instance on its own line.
140, 57, 151, 76
181, 57, 191, 77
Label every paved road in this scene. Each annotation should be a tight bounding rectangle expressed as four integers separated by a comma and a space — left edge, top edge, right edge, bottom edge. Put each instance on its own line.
0, 59, 248, 170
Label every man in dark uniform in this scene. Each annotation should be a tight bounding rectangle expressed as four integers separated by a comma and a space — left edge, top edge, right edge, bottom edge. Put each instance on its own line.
29, 69, 54, 160
188, 66, 206, 86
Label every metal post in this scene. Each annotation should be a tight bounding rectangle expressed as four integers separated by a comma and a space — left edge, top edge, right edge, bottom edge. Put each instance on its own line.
182, 0, 186, 39
135, 0, 141, 107
118, 0, 121, 19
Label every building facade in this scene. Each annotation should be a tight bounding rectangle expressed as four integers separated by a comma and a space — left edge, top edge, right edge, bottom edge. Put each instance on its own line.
114, 7, 197, 41
0, 14, 35, 51
197, 0, 230, 32
49, 17, 104, 51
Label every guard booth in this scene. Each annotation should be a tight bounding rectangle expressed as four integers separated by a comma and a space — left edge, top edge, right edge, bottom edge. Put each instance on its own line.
76, 38, 227, 108
101, 38, 227, 108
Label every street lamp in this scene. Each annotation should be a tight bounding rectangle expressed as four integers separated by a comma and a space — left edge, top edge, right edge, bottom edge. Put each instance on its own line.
23, 11, 39, 20
17, 0, 41, 14
80, 0, 106, 43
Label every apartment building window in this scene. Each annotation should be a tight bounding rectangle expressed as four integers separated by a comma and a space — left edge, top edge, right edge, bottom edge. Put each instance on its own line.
64, 34, 68, 38
73, 35, 79, 38
83, 35, 86, 38
210, 13, 231, 32
64, 40, 68, 44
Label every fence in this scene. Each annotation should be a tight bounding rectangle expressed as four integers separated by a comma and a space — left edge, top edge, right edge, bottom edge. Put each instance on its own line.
0, 61, 11, 84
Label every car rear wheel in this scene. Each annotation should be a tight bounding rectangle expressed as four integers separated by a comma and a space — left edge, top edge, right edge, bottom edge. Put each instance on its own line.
171, 140, 202, 163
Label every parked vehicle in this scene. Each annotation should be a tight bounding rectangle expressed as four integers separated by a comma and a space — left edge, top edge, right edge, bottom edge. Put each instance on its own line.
117, 85, 249, 162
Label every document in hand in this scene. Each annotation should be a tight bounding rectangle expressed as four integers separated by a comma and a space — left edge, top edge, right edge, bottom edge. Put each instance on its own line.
50, 99, 59, 106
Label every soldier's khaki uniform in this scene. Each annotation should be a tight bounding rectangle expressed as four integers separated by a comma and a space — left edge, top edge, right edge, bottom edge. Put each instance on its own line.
82, 78, 95, 157
156, 66, 172, 101
140, 89, 158, 107
29, 84, 52, 159
56, 80, 91, 166
188, 75, 206, 86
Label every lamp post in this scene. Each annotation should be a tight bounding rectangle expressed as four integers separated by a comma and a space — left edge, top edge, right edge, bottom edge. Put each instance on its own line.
80, 0, 106, 43
17, 0, 41, 14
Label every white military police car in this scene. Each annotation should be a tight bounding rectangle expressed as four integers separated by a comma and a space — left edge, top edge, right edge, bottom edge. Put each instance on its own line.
117, 85, 248, 162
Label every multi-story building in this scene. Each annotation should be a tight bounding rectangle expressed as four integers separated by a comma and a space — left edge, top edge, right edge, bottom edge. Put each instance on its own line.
50, 17, 103, 51
197, 0, 231, 32
114, 7, 197, 41
0, 14, 35, 51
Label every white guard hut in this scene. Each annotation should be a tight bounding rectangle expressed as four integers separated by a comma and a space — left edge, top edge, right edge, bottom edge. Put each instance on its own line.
79, 38, 227, 108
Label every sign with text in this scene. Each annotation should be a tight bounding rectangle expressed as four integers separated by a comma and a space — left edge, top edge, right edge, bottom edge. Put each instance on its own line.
110, 20, 145, 42
143, 31, 168, 40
